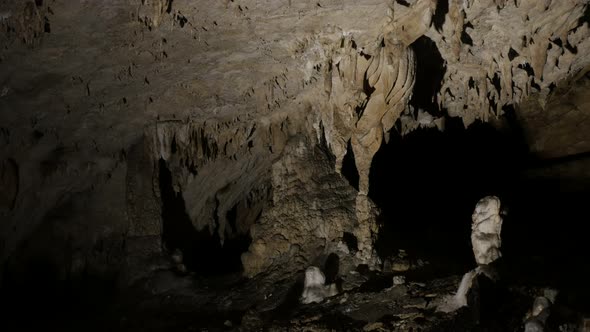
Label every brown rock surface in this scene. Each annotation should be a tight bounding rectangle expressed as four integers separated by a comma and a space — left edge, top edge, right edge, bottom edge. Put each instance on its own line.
0, 0, 588, 288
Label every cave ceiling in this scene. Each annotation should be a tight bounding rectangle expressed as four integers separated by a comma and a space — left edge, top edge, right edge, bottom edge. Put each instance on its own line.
0, 0, 589, 280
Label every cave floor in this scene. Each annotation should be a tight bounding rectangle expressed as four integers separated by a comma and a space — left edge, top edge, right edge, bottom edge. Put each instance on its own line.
9, 257, 586, 332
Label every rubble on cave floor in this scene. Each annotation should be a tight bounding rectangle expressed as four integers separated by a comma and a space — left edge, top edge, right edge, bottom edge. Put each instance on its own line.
8, 250, 589, 332
72, 259, 584, 332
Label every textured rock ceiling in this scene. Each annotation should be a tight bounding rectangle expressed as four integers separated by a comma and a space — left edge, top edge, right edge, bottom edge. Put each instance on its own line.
0, 0, 589, 282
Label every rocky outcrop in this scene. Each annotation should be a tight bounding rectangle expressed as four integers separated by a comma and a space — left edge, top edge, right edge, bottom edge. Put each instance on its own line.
145, 106, 379, 277
425, 0, 590, 127
145, 113, 292, 246
321, 0, 590, 194
241, 134, 379, 277
0, 1, 49, 48
300, 266, 339, 304
137, 0, 172, 29
329, 38, 417, 195
517, 72, 590, 159
323, 0, 437, 194
471, 196, 503, 266
0, 0, 589, 287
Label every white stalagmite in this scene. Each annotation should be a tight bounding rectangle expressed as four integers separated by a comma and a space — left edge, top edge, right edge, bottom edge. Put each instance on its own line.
524, 289, 558, 332
300, 266, 339, 304
437, 267, 480, 313
471, 196, 503, 265
437, 196, 505, 313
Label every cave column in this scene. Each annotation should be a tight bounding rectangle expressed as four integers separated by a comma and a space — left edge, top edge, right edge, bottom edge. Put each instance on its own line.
354, 194, 379, 264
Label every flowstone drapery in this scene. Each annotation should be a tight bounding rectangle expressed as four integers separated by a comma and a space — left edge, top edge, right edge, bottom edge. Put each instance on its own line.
324, 0, 437, 195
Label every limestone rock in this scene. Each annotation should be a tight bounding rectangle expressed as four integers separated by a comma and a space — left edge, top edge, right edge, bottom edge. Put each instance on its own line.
137, 0, 171, 29
524, 294, 554, 332
400, 107, 445, 135
326, 26, 419, 195
301, 266, 339, 304
0, 0, 588, 291
125, 139, 161, 238
471, 196, 503, 266
393, 275, 406, 285
0, 1, 47, 47
437, 268, 479, 313
145, 115, 287, 245
425, 0, 590, 126
517, 73, 590, 159
392, 259, 411, 272
363, 322, 384, 332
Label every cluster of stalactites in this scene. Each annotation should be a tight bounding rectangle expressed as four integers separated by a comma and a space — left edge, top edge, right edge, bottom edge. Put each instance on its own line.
326, 35, 417, 195
323, 0, 438, 195
429, 0, 590, 127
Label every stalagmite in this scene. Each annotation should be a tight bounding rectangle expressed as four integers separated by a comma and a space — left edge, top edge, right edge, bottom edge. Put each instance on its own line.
437, 268, 479, 313
471, 196, 503, 266
300, 266, 339, 304
438, 196, 505, 313
524, 290, 558, 332
351, 42, 416, 195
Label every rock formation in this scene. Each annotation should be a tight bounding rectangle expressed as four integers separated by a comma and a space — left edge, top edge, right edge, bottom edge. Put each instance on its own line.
426, 0, 590, 126
300, 266, 339, 304
323, 0, 436, 194
138, 0, 172, 29
0, 0, 588, 303
240, 133, 380, 277
524, 289, 558, 332
437, 268, 479, 313
0, 1, 48, 47
471, 196, 503, 266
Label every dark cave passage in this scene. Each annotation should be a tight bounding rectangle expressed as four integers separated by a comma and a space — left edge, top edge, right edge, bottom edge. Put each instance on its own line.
158, 159, 251, 276
361, 117, 590, 312
409, 35, 446, 115
368, 118, 521, 274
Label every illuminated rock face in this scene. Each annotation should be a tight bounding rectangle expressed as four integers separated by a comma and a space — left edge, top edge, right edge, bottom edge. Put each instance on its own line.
0, 0, 588, 285
471, 196, 503, 266
426, 0, 590, 127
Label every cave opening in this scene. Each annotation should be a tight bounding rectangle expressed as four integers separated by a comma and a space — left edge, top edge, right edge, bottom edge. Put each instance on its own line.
158, 158, 251, 277
370, 118, 520, 276
367, 117, 590, 312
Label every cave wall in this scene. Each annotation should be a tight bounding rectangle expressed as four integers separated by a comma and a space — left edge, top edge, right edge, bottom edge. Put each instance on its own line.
517, 72, 590, 160
145, 98, 380, 277
426, 0, 590, 125
242, 133, 380, 277
0, 0, 394, 284
0, 0, 589, 285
